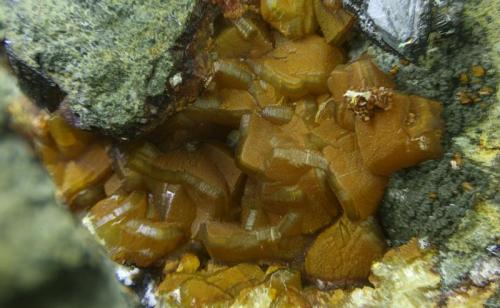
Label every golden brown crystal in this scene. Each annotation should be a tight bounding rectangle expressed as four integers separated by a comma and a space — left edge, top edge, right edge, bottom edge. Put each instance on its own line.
305, 216, 386, 283
9, 4, 449, 305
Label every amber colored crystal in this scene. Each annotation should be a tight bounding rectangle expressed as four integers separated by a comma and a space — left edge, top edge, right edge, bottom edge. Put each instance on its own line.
265, 269, 310, 307
237, 112, 318, 183
213, 59, 255, 90
272, 290, 312, 308
149, 183, 196, 234
128, 143, 231, 236
248, 80, 287, 107
92, 194, 146, 235
249, 35, 345, 98
60, 143, 112, 206
240, 177, 272, 231
157, 272, 197, 294
185, 90, 257, 128
260, 0, 317, 39
215, 16, 273, 59
175, 253, 201, 274
108, 147, 146, 193
327, 58, 396, 103
305, 216, 386, 283
37, 143, 66, 187
199, 213, 305, 262
355, 93, 444, 176
260, 169, 341, 234
294, 96, 318, 126
113, 220, 185, 266
129, 144, 229, 204
90, 192, 145, 227
314, 0, 355, 45
309, 117, 352, 148
323, 135, 388, 221
237, 112, 277, 176
266, 268, 303, 292
202, 142, 246, 205
47, 114, 94, 159
103, 174, 124, 196
165, 278, 232, 307
206, 263, 265, 296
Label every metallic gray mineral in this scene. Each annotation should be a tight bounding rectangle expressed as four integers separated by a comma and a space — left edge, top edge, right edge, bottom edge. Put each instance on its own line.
1, 0, 216, 138
343, 0, 432, 60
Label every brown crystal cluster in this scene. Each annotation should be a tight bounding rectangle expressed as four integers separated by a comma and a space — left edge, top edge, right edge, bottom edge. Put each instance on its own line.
155, 238, 445, 306
12, 0, 445, 305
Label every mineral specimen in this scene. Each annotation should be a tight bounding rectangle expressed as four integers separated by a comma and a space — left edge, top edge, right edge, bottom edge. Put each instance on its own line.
12, 30, 444, 285
5, 0, 476, 306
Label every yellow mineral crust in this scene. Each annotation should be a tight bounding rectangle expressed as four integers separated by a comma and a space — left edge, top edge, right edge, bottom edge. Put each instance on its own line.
446, 283, 498, 308
344, 239, 441, 308
155, 239, 438, 308
154, 238, 498, 307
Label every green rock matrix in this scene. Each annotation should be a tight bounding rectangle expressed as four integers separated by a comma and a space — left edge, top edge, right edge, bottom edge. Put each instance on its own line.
2, 0, 211, 137
372, 0, 499, 295
371, 0, 498, 247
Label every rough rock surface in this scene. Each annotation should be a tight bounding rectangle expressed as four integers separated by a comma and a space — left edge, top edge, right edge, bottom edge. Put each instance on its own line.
369, 0, 499, 293
2, 0, 215, 138
0, 67, 134, 308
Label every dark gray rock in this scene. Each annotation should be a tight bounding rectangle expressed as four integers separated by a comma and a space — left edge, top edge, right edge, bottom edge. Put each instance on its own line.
343, 0, 465, 60
2, 0, 217, 138
3, 41, 65, 112
343, 0, 433, 60
343, 0, 464, 61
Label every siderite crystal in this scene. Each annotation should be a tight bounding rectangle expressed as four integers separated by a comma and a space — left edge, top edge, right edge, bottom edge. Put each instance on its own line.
260, 0, 317, 39
324, 139, 388, 221
314, 0, 356, 45
355, 93, 444, 176
327, 57, 396, 103
87, 192, 185, 267
248, 35, 345, 98
305, 216, 386, 283
5, 1, 452, 305
14, 55, 444, 302
214, 16, 273, 59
